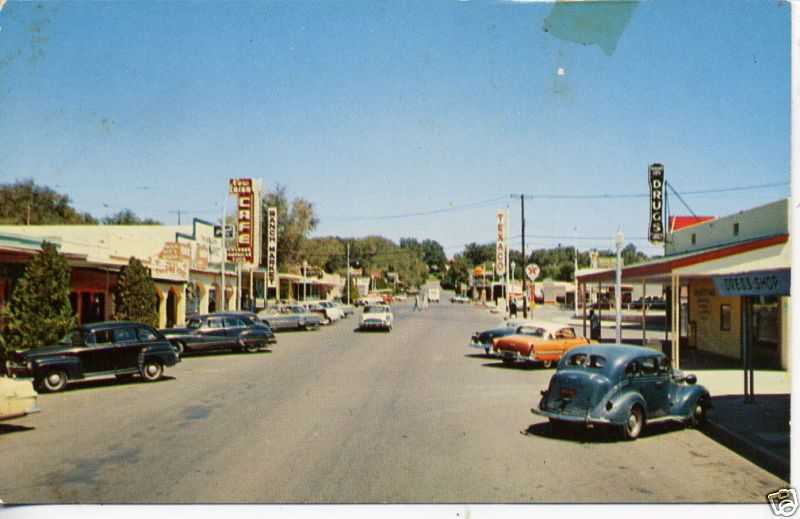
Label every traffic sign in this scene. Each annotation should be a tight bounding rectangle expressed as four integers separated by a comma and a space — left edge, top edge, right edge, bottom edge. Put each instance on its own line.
525, 263, 540, 282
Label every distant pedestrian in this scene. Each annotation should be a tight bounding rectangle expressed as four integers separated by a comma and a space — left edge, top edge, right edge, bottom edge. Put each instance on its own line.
589, 309, 601, 341
509, 299, 518, 318
413, 294, 421, 312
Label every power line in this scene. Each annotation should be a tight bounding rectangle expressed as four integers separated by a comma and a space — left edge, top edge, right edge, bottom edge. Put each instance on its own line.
321, 196, 508, 221
520, 181, 788, 200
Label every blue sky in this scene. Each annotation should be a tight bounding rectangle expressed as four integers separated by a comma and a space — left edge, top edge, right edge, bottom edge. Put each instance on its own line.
0, 0, 790, 257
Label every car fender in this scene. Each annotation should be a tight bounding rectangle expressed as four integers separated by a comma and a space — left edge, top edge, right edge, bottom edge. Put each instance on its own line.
30, 356, 84, 380
671, 385, 711, 417
604, 390, 648, 425
139, 344, 179, 368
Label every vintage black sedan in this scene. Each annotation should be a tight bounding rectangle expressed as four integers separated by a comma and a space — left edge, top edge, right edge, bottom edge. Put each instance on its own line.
5, 321, 179, 392
532, 344, 711, 440
161, 312, 276, 356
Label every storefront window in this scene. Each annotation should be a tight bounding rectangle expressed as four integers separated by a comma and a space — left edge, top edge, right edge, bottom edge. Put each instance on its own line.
720, 304, 731, 331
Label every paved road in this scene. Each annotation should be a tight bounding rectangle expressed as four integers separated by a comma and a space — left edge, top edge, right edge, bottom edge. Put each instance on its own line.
0, 297, 786, 503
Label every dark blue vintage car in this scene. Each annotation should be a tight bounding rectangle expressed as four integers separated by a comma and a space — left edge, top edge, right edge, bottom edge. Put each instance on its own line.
161, 312, 276, 356
532, 344, 711, 440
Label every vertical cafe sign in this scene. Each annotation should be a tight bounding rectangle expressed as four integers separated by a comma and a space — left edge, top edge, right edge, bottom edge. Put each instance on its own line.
227, 178, 262, 266
496, 210, 506, 275
648, 163, 665, 244
266, 207, 278, 288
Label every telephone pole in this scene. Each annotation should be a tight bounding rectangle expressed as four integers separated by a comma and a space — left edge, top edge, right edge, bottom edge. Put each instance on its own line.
521, 194, 527, 318
346, 242, 351, 306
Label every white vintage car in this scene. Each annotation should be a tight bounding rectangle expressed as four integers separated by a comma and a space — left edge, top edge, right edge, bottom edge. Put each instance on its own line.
359, 305, 394, 331
0, 376, 41, 421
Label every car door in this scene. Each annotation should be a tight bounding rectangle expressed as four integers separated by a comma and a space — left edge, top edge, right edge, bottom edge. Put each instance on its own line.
81, 329, 117, 374
199, 317, 226, 350
631, 356, 670, 418
112, 326, 143, 372
222, 317, 246, 347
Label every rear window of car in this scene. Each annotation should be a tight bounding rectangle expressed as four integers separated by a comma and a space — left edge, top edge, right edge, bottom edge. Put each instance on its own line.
364, 306, 388, 313
565, 353, 606, 369
187, 318, 203, 329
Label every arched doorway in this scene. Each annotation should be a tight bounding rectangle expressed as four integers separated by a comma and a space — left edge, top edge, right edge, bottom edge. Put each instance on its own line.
166, 288, 178, 328
185, 282, 200, 318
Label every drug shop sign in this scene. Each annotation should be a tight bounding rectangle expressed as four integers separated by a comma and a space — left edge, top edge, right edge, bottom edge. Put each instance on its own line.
713, 269, 790, 297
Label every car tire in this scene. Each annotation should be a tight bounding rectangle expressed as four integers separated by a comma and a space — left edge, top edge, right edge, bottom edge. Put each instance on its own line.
140, 360, 164, 382
622, 405, 644, 440
173, 341, 185, 357
244, 339, 260, 353
484, 347, 491, 354
501, 357, 514, 365
323, 317, 331, 325
689, 399, 708, 428
41, 370, 68, 392
541, 360, 553, 369
304, 322, 317, 331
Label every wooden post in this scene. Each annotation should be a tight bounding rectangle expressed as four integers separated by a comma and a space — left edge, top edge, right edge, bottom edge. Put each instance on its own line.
581, 282, 587, 338
642, 278, 647, 347
671, 274, 680, 369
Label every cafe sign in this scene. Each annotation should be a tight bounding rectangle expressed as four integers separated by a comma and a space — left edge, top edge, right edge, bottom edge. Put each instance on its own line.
712, 269, 790, 297
648, 163, 665, 244
227, 178, 262, 266
496, 210, 506, 275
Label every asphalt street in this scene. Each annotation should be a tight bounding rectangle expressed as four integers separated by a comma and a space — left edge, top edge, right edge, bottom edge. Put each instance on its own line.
0, 296, 786, 504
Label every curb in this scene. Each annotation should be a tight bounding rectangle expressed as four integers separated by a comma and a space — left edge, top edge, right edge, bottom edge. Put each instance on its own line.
703, 417, 790, 482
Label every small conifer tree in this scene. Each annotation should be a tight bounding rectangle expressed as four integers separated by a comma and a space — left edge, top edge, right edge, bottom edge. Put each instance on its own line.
5, 241, 76, 350
114, 257, 159, 328
343, 278, 360, 304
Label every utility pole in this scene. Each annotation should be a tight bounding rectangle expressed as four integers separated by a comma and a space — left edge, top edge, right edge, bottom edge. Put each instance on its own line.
221, 197, 227, 311
346, 242, 351, 306
521, 194, 527, 318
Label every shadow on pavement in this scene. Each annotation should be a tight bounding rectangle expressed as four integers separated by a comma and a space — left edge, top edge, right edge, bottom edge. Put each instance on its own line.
463, 353, 494, 360
0, 423, 35, 435
522, 420, 686, 443
482, 361, 551, 371
56, 375, 177, 393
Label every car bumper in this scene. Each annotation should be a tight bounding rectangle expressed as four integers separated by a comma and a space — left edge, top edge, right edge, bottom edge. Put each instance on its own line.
360, 322, 391, 329
468, 341, 494, 353
530, 407, 612, 426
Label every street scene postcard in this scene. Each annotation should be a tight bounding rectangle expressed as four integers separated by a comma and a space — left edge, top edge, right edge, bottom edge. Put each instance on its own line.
0, 0, 795, 517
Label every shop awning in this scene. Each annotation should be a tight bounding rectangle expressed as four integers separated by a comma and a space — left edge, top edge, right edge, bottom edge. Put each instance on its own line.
577, 233, 789, 284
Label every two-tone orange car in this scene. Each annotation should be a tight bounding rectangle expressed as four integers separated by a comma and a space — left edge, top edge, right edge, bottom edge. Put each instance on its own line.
492, 323, 597, 367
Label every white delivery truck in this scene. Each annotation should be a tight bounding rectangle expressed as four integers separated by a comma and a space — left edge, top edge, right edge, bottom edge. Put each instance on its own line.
427, 288, 440, 303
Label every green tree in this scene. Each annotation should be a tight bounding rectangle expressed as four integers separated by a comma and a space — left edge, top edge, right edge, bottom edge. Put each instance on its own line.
3, 242, 77, 350
342, 277, 360, 304
113, 257, 159, 328
421, 239, 447, 274
0, 179, 97, 224
441, 255, 470, 292
262, 185, 320, 271
102, 209, 161, 225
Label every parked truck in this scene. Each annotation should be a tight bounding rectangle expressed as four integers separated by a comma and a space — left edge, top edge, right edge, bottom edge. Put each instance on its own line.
427, 288, 440, 303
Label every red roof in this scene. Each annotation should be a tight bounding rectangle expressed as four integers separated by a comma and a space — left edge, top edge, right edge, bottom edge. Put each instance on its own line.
669, 216, 716, 232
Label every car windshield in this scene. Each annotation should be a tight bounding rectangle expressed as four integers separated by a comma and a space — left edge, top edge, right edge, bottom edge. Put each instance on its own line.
364, 306, 388, 313
186, 318, 203, 329
517, 326, 546, 337
565, 353, 606, 369
58, 330, 88, 346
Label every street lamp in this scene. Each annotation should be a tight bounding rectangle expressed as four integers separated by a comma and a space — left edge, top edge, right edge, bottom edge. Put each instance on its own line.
614, 230, 625, 343
510, 260, 516, 308
574, 227, 579, 318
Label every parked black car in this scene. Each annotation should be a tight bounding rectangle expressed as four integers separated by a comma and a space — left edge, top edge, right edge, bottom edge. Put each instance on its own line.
5, 321, 179, 392
161, 312, 276, 356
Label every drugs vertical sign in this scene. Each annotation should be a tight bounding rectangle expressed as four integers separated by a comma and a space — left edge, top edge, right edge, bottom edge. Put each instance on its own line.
266, 207, 278, 288
648, 163, 665, 244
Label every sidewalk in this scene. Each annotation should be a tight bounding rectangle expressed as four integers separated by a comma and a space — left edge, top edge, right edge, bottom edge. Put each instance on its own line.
694, 370, 790, 482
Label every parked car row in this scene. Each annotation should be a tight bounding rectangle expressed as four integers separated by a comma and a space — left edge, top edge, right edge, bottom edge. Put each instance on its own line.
1, 299, 356, 417
467, 318, 712, 441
